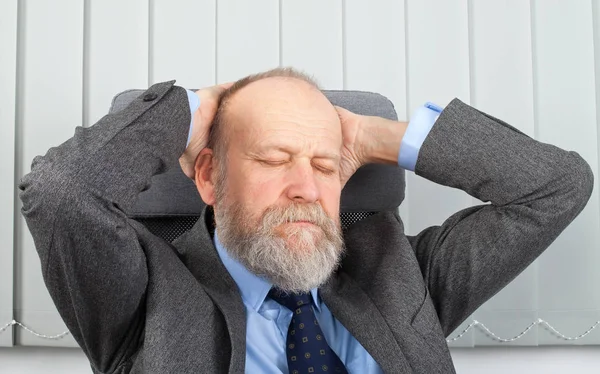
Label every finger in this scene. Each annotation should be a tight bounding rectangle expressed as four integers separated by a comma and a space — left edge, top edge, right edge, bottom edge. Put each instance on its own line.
334, 105, 353, 117
334, 106, 352, 124
217, 81, 234, 90
179, 157, 195, 179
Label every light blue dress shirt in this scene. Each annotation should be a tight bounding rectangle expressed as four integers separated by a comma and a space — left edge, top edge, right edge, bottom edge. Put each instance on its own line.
185, 89, 442, 372
213, 232, 384, 374
185, 89, 200, 146
399, 102, 443, 170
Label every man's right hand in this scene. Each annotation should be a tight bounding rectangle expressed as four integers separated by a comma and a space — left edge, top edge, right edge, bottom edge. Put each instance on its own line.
180, 82, 233, 179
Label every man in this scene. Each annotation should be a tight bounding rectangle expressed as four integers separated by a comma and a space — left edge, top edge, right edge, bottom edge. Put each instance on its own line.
20, 68, 593, 374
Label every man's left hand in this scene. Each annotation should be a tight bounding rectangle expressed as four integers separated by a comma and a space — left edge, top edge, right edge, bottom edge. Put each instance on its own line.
336, 106, 367, 188
335, 106, 408, 188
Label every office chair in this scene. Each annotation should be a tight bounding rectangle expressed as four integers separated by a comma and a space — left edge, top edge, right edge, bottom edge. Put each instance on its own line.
108, 87, 406, 242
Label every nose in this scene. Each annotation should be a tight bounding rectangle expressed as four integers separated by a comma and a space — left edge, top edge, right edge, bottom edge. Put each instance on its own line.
285, 160, 320, 204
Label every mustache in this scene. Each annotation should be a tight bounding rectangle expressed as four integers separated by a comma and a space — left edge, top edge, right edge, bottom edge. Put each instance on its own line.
260, 203, 336, 230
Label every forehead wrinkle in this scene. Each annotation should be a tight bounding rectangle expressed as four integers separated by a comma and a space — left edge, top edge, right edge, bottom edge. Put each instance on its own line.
260, 107, 342, 135
261, 109, 337, 127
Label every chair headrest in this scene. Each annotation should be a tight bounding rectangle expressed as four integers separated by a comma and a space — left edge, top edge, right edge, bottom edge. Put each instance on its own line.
109, 88, 405, 216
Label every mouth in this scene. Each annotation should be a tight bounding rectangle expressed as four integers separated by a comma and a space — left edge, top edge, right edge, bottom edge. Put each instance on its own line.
284, 220, 316, 227
276, 219, 322, 229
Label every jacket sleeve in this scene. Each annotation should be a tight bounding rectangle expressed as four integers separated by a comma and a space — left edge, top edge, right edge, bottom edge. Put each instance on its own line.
18, 81, 190, 372
405, 98, 594, 337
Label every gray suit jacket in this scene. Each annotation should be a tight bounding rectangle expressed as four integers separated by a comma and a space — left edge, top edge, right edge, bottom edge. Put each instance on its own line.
19, 81, 593, 374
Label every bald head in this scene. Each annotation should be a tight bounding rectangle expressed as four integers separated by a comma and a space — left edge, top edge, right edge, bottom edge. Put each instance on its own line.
227, 76, 340, 151
207, 68, 340, 165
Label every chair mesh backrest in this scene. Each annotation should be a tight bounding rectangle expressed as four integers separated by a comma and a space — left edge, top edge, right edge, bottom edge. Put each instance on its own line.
135, 212, 376, 243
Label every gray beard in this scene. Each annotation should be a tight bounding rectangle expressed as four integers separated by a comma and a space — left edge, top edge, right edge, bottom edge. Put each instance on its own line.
215, 198, 345, 294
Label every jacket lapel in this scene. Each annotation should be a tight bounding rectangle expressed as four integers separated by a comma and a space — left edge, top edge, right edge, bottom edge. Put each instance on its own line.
320, 271, 411, 373
172, 207, 410, 373
171, 207, 247, 374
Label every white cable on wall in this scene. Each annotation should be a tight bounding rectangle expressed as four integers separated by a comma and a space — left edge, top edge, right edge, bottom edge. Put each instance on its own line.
1, 318, 599, 343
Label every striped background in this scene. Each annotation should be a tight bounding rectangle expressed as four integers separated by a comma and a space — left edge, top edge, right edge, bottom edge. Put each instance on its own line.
1, 0, 599, 348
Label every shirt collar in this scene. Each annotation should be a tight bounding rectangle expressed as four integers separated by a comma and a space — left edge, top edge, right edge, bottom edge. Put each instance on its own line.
213, 230, 321, 312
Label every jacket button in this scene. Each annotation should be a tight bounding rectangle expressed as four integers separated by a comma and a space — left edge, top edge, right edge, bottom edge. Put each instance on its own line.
143, 92, 158, 102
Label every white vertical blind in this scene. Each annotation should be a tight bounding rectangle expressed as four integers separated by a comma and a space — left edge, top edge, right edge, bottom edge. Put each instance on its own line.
0, 0, 18, 347
151, 0, 216, 88
86, 0, 148, 127
281, 0, 343, 89
4, 0, 600, 347
533, 0, 600, 345
15, 0, 84, 347
344, 0, 407, 117
216, 0, 279, 83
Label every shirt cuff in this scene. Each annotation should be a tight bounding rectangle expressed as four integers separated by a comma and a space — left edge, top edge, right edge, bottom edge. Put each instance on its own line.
185, 89, 200, 147
398, 102, 443, 171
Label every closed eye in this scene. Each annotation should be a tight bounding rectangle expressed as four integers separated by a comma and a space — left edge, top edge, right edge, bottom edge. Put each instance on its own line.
258, 159, 288, 166
314, 164, 336, 175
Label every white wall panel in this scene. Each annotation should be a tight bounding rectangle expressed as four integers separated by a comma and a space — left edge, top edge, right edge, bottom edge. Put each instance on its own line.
15, 0, 84, 347
406, 0, 471, 108
86, 0, 148, 126
532, 0, 600, 345
469, 0, 538, 347
344, 0, 407, 116
281, 0, 343, 89
0, 0, 18, 347
469, 1, 535, 135
152, 0, 216, 88
217, 0, 279, 83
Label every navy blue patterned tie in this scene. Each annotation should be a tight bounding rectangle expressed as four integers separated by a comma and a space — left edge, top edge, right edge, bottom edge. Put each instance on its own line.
268, 289, 348, 374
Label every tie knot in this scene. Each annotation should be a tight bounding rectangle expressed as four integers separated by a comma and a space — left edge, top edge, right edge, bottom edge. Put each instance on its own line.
268, 289, 312, 311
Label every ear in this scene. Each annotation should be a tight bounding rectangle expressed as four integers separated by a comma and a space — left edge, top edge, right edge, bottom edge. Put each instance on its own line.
194, 148, 217, 205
